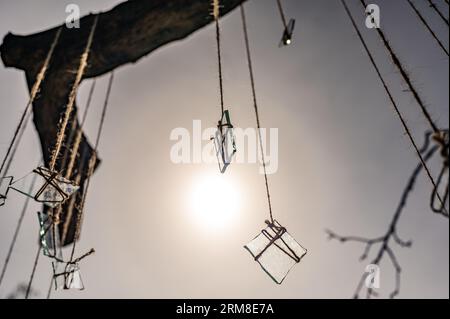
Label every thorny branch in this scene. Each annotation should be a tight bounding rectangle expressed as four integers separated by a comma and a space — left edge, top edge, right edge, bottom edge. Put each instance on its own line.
326, 132, 443, 298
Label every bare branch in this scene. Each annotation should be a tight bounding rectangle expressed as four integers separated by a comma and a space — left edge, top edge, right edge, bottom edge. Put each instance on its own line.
392, 230, 412, 248
385, 246, 401, 299
326, 133, 440, 298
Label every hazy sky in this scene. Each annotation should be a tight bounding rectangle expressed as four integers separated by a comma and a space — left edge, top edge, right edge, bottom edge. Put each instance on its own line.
0, 0, 448, 298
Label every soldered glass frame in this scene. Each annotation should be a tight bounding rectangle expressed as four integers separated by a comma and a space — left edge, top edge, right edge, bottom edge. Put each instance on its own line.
244, 220, 307, 284
9, 166, 79, 208
213, 110, 237, 173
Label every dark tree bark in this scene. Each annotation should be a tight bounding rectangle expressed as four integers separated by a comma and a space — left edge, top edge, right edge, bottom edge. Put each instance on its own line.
0, 0, 245, 245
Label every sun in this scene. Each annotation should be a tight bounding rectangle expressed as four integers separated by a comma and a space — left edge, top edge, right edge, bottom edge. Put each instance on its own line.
189, 173, 240, 231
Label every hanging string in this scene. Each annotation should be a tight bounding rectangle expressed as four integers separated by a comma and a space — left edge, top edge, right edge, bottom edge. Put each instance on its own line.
25, 244, 42, 299
47, 145, 90, 299
49, 15, 99, 172
59, 114, 78, 173
213, 0, 225, 116
65, 80, 97, 180
46, 77, 103, 299
407, 0, 449, 56
69, 72, 114, 263
427, 0, 449, 26
46, 271, 54, 299
240, 4, 274, 223
358, 0, 439, 135
45, 79, 97, 298
42, 80, 97, 299
0, 27, 62, 182
0, 111, 32, 189
343, 0, 447, 216
23, 16, 98, 299
52, 80, 97, 226
276, 0, 288, 30
61, 150, 88, 245
0, 171, 38, 288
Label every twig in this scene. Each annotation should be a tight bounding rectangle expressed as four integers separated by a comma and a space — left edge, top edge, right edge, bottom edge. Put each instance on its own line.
326, 133, 439, 298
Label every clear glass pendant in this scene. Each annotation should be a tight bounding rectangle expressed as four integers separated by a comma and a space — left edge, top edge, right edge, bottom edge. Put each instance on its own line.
53, 262, 84, 290
9, 166, 79, 207
37, 212, 62, 258
212, 110, 237, 173
280, 19, 295, 47
244, 219, 307, 284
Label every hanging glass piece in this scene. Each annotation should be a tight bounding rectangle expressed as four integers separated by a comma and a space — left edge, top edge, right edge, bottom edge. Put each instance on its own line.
0, 176, 13, 206
52, 261, 65, 290
64, 263, 84, 290
53, 262, 84, 290
279, 19, 295, 47
37, 212, 62, 258
212, 110, 237, 173
244, 220, 307, 284
9, 166, 79, 207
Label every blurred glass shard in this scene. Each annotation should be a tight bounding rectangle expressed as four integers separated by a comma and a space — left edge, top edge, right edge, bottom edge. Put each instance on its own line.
9, 166, 79, 207
64, 264, 84, 290
213, 110, 237, 173
37, 212, 62, 258
244, 220, 307, 284
53, 262, 84, 290
0, 176, 13, 206
52, 261, 65, 290
280, 19, 295, 47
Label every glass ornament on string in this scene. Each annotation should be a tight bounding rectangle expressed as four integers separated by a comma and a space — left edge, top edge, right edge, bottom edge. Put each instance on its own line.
279, 19, 295, 47
212, 110, 237, 173
52, 262, 84, 290
37, 211, 63, 259
8, 166, 79, 207
244, 219, 307, 284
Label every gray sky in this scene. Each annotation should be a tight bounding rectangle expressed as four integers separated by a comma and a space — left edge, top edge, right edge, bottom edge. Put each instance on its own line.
0, 0, 448, 298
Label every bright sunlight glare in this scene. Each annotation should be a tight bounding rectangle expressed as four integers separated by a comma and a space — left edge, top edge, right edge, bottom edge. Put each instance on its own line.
189, 173, 240, 231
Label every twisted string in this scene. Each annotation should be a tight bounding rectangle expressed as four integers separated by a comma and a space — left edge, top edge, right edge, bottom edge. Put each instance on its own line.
25, 245, 42, 299
0, 27, 61, 183
240, 4, 274, 223
213, 0, 225, 116
43, 79, 97, 299
52, 80, 97, 227
65, 80, 97, 180
47, 76, 105, 298
49, 15, 98, 172
276, 0, 288, 29
358, 0, 440, 134
47, 148, 88, 299
69, 72, 114, 263
427, 0, 449, 26
407, 0, 448, 56
0, 171, 38, 288
343, 0, 447, 217
24, 15, 98, 299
